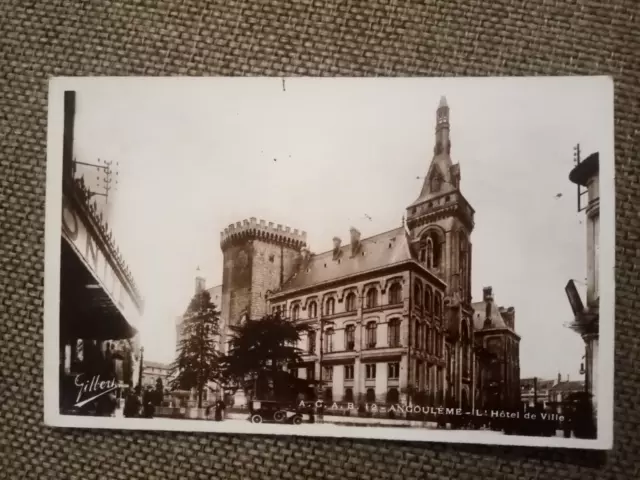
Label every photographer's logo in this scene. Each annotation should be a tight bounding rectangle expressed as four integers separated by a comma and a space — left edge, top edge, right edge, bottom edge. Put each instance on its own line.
74, 374, 117, 408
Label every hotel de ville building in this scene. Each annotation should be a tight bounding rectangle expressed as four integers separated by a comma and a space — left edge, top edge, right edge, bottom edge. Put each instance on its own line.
218, 97, 521, 411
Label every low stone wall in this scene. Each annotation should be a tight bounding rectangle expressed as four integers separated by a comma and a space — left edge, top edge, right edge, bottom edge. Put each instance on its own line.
155, 406, 209, 420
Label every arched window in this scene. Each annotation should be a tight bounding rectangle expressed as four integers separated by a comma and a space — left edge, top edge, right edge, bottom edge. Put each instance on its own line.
344, 388, 354, 403
366, 388, 376, 403
308, 301, 317, 319
345, 292, 357, 312
388, 283, 402, 304
388, 318, 401, 347
416, 323, 423, 349
324, 328, 334, 353
365, 321, 377, 348
345, 324, 356, 350
325, 297, 335, 316
386, 388, 399, 404
324, 388, 333, 402
423, 232, 441, 269
308, 330, 316, 354
434, 295, 442, 318
414, 282, 423, 307
424, 288, 432, 313
365, 288, 378, 309
426, 327, 431, 355
291, 304, 300, 321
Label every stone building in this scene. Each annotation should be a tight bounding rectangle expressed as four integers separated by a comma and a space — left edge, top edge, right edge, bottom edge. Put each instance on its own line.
520, 377, 556, 409
141, 360, 172, 388
58, 91, 145, 415
173, 269, 226, 405
217, 97, 516, 409
566, 150, 600, 420
472, 286, 521, 412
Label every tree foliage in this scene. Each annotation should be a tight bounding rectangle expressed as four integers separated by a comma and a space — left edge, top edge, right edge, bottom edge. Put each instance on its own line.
170, 290, 222, 408
221, 313, 316, 402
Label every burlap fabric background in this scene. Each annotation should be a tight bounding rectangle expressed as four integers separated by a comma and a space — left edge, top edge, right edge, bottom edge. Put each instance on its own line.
1, 0, 639, 478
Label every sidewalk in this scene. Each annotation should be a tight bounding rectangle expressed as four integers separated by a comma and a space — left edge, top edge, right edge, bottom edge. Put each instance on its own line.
227, 412, 440, 428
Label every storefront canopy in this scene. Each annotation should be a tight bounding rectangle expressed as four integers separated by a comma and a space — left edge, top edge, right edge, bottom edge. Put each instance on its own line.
60, 238, 138, 341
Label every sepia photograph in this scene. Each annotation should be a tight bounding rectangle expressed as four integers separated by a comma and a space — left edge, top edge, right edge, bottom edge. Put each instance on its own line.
43, 76, 614, 449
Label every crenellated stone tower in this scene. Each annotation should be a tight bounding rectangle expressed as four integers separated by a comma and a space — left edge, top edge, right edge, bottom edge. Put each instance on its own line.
220, 217, 307, 326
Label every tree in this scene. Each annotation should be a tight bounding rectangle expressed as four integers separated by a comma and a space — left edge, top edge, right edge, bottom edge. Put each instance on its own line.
221, 312, 316, 402
170, 289, 222, 408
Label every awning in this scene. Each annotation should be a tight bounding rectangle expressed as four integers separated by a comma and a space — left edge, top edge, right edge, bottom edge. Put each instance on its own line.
60, 238, 138, 341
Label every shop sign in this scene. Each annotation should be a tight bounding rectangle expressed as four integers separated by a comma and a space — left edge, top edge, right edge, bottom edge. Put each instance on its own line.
61, 195, 139, 325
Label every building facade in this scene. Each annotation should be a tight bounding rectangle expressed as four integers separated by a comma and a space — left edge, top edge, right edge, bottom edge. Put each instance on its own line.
472, 286, 521, 412
218, 97, 519, 410
58, 91, 145, 415
141, 361, 173, 388
566, 150, 600, 420
174, 271, 226, 405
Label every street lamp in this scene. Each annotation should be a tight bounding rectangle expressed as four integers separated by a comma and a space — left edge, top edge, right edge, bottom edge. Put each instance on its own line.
138, 346, 144, 391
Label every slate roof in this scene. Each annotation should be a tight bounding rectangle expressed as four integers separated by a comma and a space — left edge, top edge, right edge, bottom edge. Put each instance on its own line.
471, 299, 514, 331
143, 360, 171, 371
520, 378, 556, 390
275, 227, 415, 294
549, 380, 585, 393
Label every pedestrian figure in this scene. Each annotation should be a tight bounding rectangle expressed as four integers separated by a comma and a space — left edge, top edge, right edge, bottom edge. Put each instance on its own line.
317, 401, 325, 424
124, 390, 141, 418
142, 387, 155, 418
215, 399, 225, 421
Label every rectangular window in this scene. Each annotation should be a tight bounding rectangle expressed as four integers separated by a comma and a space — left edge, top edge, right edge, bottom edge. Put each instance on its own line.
344, 365, 354, 380
306, 366, 315, 380
387, 362, 399, 379
365, 363, 376, 379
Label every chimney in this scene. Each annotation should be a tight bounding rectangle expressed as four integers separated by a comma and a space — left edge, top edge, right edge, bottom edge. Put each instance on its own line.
482, 286, 493, 301
332, 237, 342, 260
506, 307, 515, 330
350, 227, 361, 256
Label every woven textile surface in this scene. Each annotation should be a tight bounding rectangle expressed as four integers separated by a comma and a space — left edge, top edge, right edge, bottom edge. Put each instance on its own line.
1, 0, 639, 478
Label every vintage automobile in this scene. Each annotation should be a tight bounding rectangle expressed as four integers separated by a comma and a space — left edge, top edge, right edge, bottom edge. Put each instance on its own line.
248, 400, 304, 425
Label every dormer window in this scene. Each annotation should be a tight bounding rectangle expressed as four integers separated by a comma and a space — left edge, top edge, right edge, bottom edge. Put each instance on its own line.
430, 171, 443, 192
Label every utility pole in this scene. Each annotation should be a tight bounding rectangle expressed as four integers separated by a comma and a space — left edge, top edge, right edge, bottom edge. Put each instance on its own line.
72, 158, 119, 204
138, 346, 144, 392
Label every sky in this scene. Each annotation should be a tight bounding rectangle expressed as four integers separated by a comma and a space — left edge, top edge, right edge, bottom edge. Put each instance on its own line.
69, 76, 612, 380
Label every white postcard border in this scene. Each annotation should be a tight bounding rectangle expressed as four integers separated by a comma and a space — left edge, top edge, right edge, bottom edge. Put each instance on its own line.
43, 76, 616, 450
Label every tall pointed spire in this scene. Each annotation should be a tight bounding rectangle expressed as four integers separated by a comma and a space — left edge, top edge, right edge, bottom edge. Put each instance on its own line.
407, 96, 456, 208
434, 96, 451, 156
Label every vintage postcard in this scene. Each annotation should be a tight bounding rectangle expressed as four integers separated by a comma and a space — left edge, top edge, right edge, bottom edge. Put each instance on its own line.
43, 76, 614, 449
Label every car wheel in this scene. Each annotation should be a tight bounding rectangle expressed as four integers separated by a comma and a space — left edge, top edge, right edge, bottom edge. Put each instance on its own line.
292, 415, 303, 425
274, 411, 286, 422
251, 414, 263, 424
